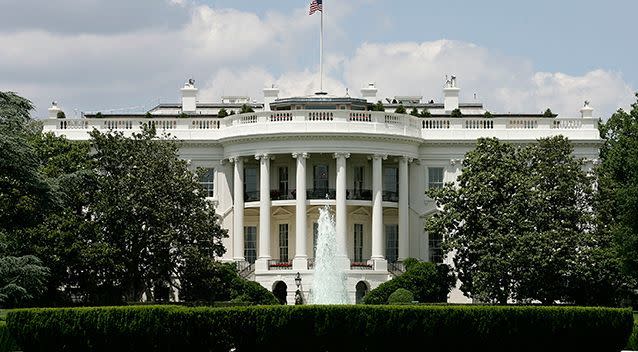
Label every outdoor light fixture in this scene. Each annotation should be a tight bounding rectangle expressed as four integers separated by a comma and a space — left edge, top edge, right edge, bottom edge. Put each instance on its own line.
294, 272, 302, 288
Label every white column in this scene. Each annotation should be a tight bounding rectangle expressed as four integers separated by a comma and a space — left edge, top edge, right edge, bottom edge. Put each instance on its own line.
293, 153, 309, 270
335, 153, 351, 270
256, 154, 271, 271
398, 156, 411, 261
232, 157, 245, 261
371, 154, 387, 271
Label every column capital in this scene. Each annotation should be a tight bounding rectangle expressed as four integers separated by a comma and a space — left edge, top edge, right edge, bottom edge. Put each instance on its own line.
333, 152, 351, 159
292, 152, 310, 159
398, 156, 415, 163
255, 153, 272, 161
228, 156, 243, 164
369, 154, 388, 161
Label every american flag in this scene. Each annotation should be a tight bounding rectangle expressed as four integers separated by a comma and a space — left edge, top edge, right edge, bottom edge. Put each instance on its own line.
309, 0, 323, 15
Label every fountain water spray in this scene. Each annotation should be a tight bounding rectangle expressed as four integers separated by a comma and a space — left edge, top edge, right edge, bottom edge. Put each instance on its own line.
310, 204, 349, 304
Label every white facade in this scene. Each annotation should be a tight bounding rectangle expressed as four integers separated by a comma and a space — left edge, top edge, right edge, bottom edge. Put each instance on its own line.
45, 80, 601, 304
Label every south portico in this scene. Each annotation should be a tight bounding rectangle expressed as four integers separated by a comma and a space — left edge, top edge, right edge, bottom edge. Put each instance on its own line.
226, 150, 418, 275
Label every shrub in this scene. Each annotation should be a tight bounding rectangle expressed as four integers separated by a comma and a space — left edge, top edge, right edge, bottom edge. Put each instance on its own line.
364, 262, 455, 304
388, 288, 414, 305
402, 257, 419, 271
450, 108, 463, 118
56, 111, 66, 119
626, 315, 638, 350
484, 111, 493, 118
0, 321, 17, 352
543, 108, 555, 117
394, 105, 407, 114
7, 305, 633, 352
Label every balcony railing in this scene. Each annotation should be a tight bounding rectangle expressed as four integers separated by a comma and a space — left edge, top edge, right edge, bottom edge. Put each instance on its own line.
271, 189, 295, 201
245, 191, 260, 202
45, 110, 599, 144
347, 189, 372, 201
351, 260, 373, 270
382, 191, 399, 202
307, 188, 336, 200
268, 259, 292, 270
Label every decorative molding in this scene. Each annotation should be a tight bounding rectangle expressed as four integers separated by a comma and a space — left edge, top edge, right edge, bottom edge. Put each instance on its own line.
292, 152, 310, 159
333, 152, 351, 159
368, 154, 388, 161
254, 153, 272, 161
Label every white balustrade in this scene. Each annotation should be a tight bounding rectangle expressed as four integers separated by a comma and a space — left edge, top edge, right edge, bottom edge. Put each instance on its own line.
44, 111, 598, 142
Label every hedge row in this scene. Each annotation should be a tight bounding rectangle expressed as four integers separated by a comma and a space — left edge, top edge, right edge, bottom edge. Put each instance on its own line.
7, 305, 633, 352
0, 322, 17, 352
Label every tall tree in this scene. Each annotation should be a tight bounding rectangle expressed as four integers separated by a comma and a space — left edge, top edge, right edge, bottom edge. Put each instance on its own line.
88, 126, 227, 302
598, 93, 638, 289
426, 137, 609, 304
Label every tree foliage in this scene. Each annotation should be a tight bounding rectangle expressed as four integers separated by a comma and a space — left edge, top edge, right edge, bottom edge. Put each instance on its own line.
394, 105, 407, 114
0, 255, 49, 308
598, 93, 638, 290
426, 137, 619, 305
85, 126, 228, 302
370, 101, 385, 112
409, 107, 420, 116
543, 108, 555, 117
240, 104, 255, 114
450, 108, 463, 118
217, 108, 228, 118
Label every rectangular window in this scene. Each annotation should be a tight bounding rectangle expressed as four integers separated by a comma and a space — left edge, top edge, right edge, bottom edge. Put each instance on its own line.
278, 167, 289, 199
354, 224, 364, 262
313, 222, 319, 258
314, 164, 329, 195
428, 167, 444, 189
385, 224, 399, 263
354, 166, 364, 194
244, 226, 257, 264
279, 224, 289, 262
383, 167, 399, 201
428, 233, 443, 264
199, 168, 214, 198
244, 166, 258, 201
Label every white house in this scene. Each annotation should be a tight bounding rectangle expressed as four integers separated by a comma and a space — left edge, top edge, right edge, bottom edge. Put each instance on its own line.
45, 77, 601, 304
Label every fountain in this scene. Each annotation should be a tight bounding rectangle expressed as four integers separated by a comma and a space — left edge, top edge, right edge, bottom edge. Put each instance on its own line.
310, 204, 349, 304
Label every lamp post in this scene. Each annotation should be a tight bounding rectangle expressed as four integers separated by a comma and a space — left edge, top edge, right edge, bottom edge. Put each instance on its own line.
294, 272, 303, 305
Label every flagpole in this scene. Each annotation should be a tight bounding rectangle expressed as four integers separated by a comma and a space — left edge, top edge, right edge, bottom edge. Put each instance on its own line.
320, 4, 324, 93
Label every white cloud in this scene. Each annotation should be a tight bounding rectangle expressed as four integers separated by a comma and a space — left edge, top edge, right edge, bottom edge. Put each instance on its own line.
340, 40, 634, 117
0, 3, 633, 119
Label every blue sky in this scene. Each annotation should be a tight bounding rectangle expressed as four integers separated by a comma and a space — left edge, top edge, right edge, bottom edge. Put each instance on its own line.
0, 0, 635, 118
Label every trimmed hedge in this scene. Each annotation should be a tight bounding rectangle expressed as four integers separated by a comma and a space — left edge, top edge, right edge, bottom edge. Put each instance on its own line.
0, 321, 17, 352
7, 305, 633, 352
387, 288, 413, 305
627, 315, 638, 350
364, 261, 455, 304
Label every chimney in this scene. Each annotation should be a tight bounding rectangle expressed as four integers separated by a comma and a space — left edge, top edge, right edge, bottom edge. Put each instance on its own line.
263, 84, 280, 112
443, 75, 460, 112
580, 100, 594, 118
361, 83, 378, 104
181, 79, 198, 113
48, 101, 63, 119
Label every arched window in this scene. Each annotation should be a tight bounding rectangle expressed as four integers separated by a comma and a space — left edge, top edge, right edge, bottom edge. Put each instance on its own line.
355, 281, 369, 304
273, 281, 288, 305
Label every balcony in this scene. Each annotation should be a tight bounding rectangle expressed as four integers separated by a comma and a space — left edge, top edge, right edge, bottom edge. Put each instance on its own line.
307, 188, 336, 200
268, 259, 292, 270
245, 191, 260, 202
382, 191, 399, 202
347, 189, 372, 201
271, 189, 295, 201
45, 110, 600, 144
350, 260, 373, 270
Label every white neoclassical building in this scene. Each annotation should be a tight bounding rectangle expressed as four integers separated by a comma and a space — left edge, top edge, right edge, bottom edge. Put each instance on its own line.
45, 77, 601, 304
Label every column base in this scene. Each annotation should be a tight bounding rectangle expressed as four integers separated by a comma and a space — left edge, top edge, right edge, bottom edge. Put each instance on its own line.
372, 258, 388, 271
335, 255, 351, 271
255, 258, 270, 272
292, 257, 308, 271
